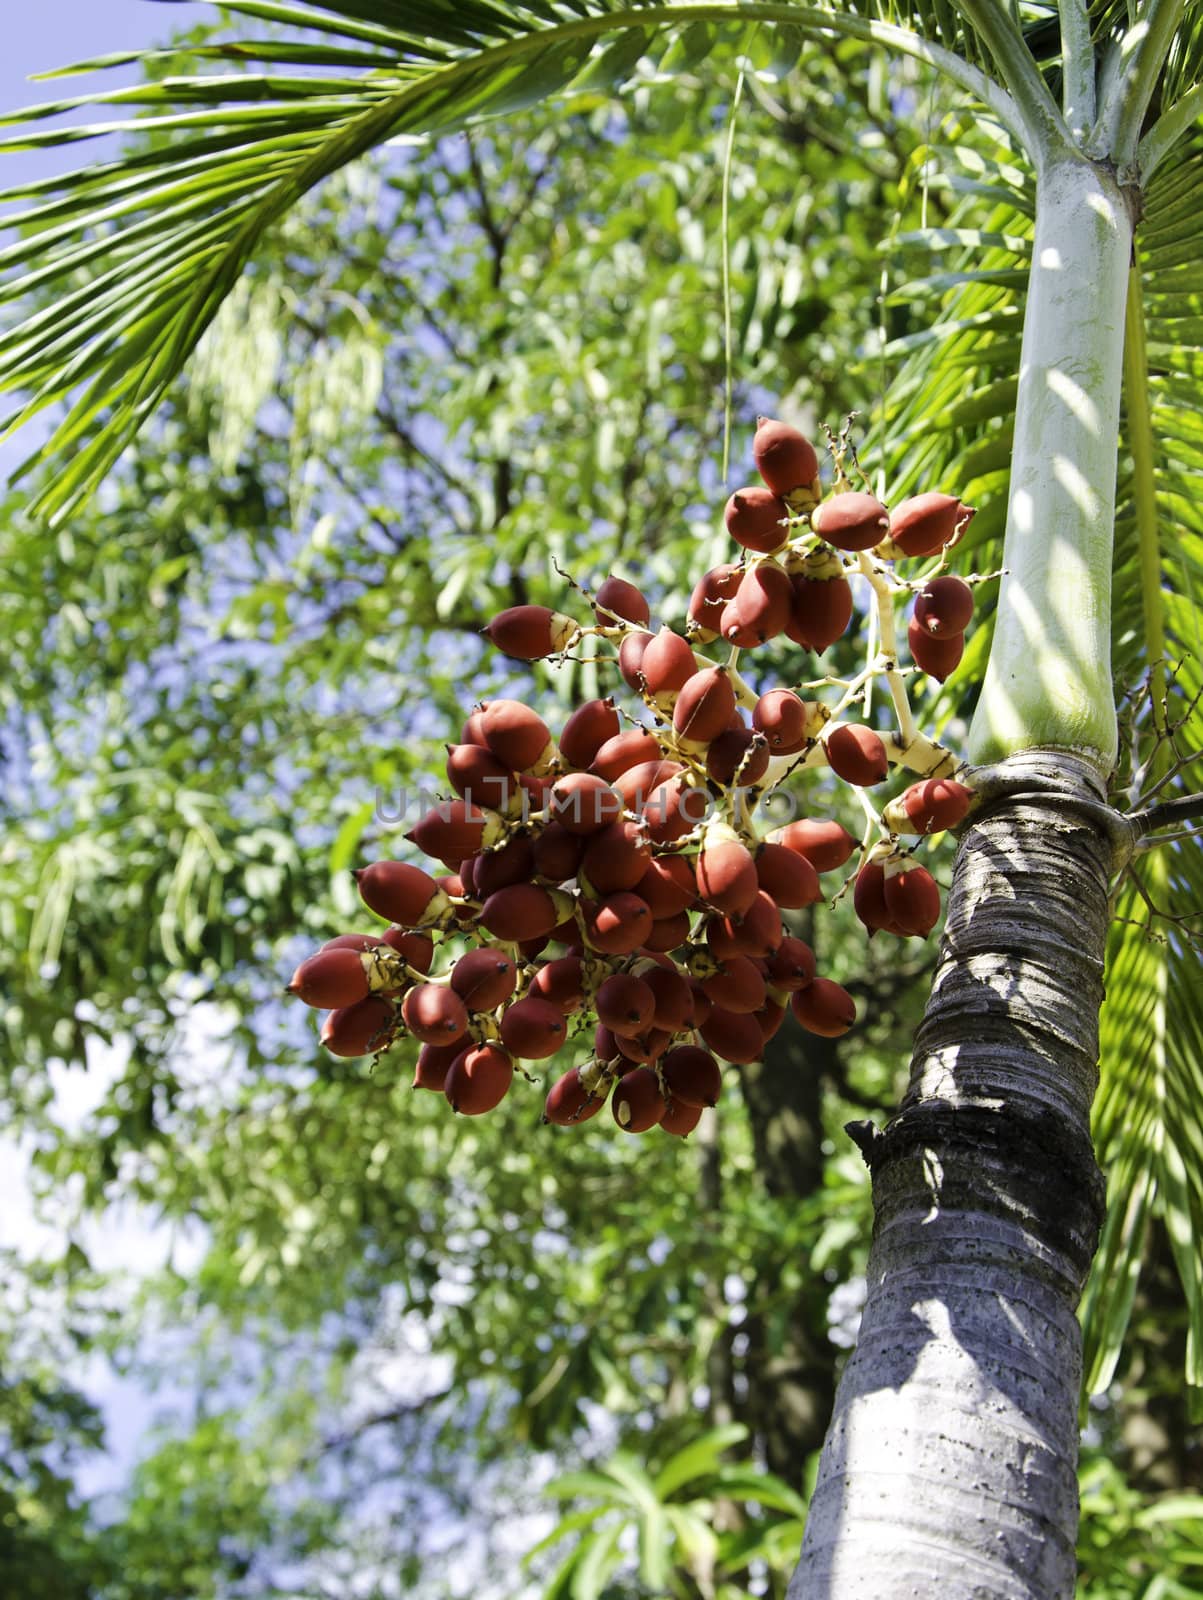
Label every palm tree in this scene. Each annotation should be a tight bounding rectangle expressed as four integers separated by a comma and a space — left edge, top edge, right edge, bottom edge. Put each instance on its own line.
1, 4, 1201, 1596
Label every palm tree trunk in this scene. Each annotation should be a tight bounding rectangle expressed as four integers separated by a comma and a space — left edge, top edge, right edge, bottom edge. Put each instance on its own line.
790, 138, 1139, 1597
792, 753, 1126, 1598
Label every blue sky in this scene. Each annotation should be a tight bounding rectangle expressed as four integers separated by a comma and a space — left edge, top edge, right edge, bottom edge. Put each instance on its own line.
3, 1, 216, 188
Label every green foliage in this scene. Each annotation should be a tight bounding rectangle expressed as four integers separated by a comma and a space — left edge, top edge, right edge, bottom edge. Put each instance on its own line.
1, 4, 1202, 1597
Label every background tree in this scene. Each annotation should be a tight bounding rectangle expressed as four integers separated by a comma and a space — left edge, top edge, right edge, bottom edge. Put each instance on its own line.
1, 3, 1202, 1598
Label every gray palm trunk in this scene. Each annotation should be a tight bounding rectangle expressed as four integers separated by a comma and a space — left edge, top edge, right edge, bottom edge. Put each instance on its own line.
791, 152, 1138, 1598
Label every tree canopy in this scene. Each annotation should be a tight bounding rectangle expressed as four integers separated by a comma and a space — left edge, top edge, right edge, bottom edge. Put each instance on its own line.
1, 5, 1202, 1597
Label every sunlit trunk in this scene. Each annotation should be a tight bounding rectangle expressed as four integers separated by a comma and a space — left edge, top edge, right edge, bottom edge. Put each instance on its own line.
792, 153, 1136, 1598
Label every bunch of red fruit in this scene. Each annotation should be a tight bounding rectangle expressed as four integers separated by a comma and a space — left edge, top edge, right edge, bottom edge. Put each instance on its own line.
288, 417, 977, 1137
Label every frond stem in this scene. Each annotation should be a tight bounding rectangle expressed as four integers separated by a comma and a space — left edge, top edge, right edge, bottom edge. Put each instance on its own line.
1138, 80, 1203, 180
950, 0, 1072, 158
1088, 0, 1188, 174
1121, 260, 1167, 736
1058, 0, 1096, 136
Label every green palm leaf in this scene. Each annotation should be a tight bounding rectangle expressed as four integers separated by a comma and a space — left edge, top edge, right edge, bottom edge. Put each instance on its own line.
0, 0, 1054, 524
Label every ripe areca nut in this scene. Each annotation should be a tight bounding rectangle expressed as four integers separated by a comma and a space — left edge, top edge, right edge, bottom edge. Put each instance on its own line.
401, 983, 470, 1046
767, 817, 857, 873
914, 575, 974, 636
611, 1067, 667, 1133
484, 605, 578, 660
887, 492, 975, 558
672, 666, 737, 747
320, 996, 396, 1058
752, 416, 821, 502
907, 616, 965, 682
445, 1043, 514, 1115
594, 575, 651, 627
824, 723, 889, 787
883, 777, 974, 836
790, 978, 856, 1037
544, 1067, 605, 1126
786, 571, 854, 652
559, 697, 621, 770
482, 699, 556, 776
499, 996, 568, 1060
724, 486, 790, 553
688, 563, 742, 641
356, 861, 451, 928
811, 491, 890, 553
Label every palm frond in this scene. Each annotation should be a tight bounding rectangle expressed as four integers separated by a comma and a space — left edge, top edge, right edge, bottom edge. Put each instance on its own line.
0, 0, 1037, 524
